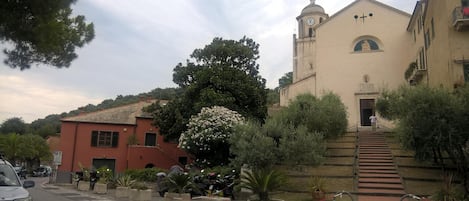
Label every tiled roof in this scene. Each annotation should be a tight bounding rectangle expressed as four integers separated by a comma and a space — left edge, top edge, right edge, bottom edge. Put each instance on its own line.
62, 100, 166, 125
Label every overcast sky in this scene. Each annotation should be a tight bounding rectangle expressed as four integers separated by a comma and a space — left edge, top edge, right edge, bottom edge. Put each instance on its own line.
0, 0, 415, 123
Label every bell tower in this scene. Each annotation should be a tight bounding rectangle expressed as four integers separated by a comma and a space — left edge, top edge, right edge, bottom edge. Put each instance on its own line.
293, 0, 328, 82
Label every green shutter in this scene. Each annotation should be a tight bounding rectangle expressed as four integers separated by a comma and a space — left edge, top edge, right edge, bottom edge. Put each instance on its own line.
91, 131, 98, 147
112, 132, 119, 147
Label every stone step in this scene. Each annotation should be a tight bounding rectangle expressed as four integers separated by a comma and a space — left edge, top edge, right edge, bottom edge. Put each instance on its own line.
359, 173, 400, 179
359, 145, 388, 148
358, 188, 406, 196
359, 162, 395, 166
359, 177, 402, 184
360, 169, 398, 174
359, 159, 393, 163
359, 182, 405, 190
360, 166, 396, 170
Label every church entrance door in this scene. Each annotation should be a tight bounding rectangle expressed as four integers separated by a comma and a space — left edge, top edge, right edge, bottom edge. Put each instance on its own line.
360, 99, 375, 126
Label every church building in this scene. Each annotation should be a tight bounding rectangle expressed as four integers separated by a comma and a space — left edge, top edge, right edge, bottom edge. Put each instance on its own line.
280, 0, 469, 131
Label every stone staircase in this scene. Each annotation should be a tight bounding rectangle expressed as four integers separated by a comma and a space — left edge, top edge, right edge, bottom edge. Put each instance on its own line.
357, 131, 406, 201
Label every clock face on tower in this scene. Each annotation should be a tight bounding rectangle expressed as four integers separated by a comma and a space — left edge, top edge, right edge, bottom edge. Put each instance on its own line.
307, 17, 315, 25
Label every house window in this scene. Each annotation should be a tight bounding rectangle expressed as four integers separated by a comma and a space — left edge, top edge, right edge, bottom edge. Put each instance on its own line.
354, 39, 380, 52
418, 48, 427, 70
308, 28, 313, 37
424, 30, 431, 48
145, 133, 157, 146
463, 0, 468, 7
413, 29, 416, 42
464, 63, 469, 82
91, 131, 119, 147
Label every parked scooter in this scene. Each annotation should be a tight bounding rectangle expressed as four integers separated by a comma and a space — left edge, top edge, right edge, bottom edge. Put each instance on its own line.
156, 165, 184, 197
194, 169, 237, 199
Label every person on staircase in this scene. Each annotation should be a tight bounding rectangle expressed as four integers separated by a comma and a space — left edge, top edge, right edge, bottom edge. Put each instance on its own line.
369, 115, 377, 131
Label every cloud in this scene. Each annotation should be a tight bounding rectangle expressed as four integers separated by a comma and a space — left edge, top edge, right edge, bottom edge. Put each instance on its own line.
0, 75, 101, 123
0, 0, 417, 123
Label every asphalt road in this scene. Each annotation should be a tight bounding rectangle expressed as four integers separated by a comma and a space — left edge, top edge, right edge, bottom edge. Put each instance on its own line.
26, 176, 113, 201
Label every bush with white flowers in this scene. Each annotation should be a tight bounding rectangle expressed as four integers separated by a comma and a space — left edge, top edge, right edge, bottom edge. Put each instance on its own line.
179, 106, 244, 167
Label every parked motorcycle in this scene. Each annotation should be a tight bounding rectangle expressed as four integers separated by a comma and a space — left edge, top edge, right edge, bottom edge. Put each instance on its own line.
195, 169, 237, 199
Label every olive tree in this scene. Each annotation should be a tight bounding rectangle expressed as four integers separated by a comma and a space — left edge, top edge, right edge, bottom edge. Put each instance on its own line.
376, 85, 469, 194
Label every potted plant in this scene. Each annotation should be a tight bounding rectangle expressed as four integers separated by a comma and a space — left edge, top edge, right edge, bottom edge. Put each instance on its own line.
77, 167, 91, 191
310, 176, 327, 201
163, 173, 197, 201
115, 174, 136, 198
130, 182, 152, 201
94, 167, 112, 194
240, 168, 287, 201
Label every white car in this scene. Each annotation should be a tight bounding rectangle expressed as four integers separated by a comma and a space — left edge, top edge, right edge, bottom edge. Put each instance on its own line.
0, 158, 35, 200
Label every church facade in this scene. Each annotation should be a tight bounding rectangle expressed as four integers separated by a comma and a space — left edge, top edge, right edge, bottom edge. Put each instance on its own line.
280, 0, 469, 131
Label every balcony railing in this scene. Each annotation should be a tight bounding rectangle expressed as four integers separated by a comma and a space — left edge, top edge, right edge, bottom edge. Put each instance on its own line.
452, 6, 469, 31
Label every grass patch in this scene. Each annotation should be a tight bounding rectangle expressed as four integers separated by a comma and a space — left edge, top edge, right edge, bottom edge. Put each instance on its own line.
398, 167, 444, 179
395, 157, 436, 167
283, 177, 354, 193
403, 180, 442, 196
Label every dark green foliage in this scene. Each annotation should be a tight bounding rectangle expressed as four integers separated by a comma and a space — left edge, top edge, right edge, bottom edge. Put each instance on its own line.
376, 85, 469, 195
279, 126, 325, 166
240, 168, 287, 201
230, 122, 278, 169
0, 0, 95, 69
162, 173, 200, 194
124, 168, 167, 182
0, 117, 27, 135
278, 72, 293, 89
276, 93, 347, 139
0, 133, 51, 165
230, 93, 345, 169
156, 37, 268, 141
266, 89, 280, 105
404, 62, 418, 81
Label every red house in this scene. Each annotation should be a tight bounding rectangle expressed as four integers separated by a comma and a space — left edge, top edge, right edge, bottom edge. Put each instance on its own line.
56, 100, 189, 183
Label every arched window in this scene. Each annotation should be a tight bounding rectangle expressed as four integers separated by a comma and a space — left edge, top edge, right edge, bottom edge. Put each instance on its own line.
354, 39, 380, 52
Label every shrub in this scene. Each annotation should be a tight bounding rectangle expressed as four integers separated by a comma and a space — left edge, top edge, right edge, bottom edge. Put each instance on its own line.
178, 106, 244, 167
124, 168, 166, 182
240, 168, 287, 201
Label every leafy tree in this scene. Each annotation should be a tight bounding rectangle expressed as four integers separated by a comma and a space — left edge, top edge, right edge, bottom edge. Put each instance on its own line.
155, 37, 268, 141
29, 114, 63, 137
276, 93, 347, 139
178, 106, 244, 167
278, 72, 293, 89
279, 126, 325, 166
267, 88, 280, 105
18, 134, 52, 166
0, 133, 21, 163
230, 121, 278, 169
0, 133, 51, 166
230, 93, 342, 169
0, 0, 95, 70
0, 117, 27, 135
376, 85, 469, 195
